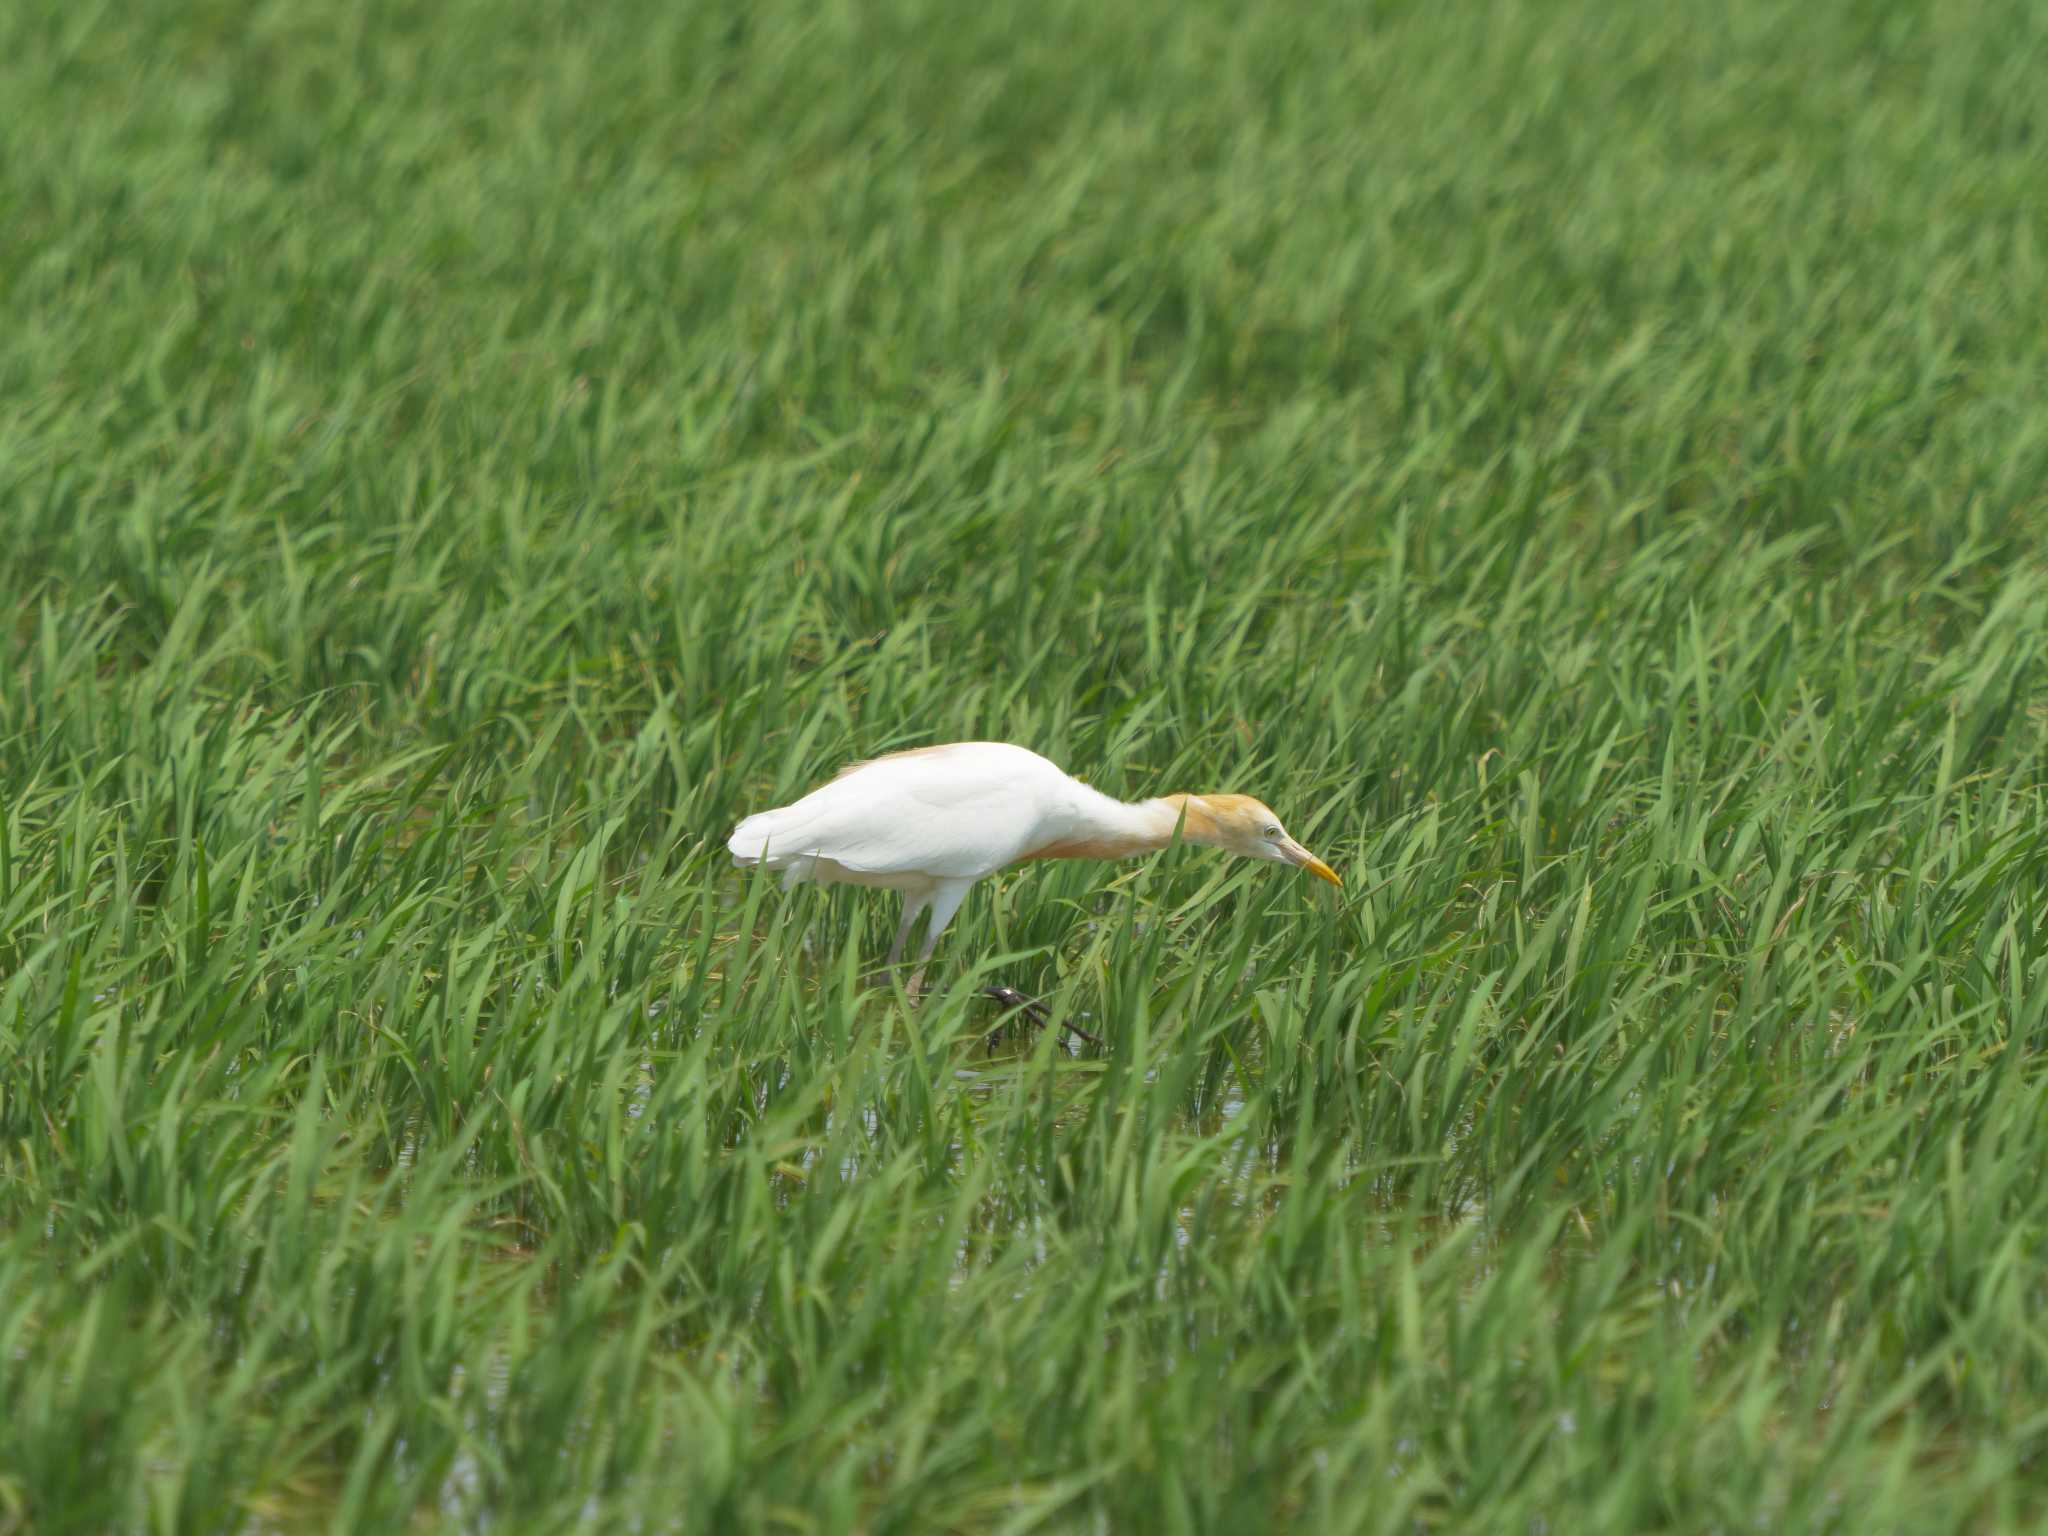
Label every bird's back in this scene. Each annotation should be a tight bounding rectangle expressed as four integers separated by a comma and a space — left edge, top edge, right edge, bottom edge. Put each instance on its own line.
727, 742, 1078, 881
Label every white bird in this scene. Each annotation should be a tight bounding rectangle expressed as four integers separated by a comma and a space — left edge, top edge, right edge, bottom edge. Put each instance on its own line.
726, 741, 1341, 999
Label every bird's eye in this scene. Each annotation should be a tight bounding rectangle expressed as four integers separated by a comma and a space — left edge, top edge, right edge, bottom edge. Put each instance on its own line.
1263, 824, 1281, 838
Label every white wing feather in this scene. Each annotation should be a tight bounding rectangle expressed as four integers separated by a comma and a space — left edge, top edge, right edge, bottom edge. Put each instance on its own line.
727, 743, 1075, 881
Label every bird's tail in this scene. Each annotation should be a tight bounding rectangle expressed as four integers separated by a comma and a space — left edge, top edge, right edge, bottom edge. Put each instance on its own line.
726, 807, 815, 866
728, 808, 825, 891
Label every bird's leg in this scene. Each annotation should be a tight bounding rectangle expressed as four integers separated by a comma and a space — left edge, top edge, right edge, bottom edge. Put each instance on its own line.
886, 890, 932, 971
902, 879, 972, 1004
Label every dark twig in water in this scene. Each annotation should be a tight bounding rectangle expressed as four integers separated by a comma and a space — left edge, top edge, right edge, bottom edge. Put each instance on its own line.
979, 986, 1102, 1051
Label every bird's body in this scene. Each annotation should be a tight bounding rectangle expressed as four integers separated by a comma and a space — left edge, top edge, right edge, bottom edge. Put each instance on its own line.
727, 741, 1339, 996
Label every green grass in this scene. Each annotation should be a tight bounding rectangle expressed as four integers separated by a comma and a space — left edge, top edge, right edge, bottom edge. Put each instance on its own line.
4, 0, 2048, 1529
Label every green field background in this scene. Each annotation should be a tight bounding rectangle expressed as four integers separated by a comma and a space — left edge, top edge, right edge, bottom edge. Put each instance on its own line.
4, 0, 2048, 1530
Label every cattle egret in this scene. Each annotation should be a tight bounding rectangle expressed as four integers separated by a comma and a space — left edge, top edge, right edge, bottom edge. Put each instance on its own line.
726, 741, 1340, 1001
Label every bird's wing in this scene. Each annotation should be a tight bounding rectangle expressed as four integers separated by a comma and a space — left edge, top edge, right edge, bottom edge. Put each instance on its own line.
730, 743, 1063, 879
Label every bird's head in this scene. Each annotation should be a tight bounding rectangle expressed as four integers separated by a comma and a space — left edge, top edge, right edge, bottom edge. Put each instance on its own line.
1168, 793, 1342, 887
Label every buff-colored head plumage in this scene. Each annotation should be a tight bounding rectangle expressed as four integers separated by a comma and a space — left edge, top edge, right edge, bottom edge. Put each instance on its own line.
1165, 793, 1341, 886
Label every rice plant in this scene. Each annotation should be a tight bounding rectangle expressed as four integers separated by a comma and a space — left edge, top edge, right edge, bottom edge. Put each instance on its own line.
4, 0, 2048, 1529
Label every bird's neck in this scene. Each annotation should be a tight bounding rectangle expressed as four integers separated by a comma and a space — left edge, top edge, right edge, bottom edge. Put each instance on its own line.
1137, 793, 1224, 848
1022, 791, 1220, 862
